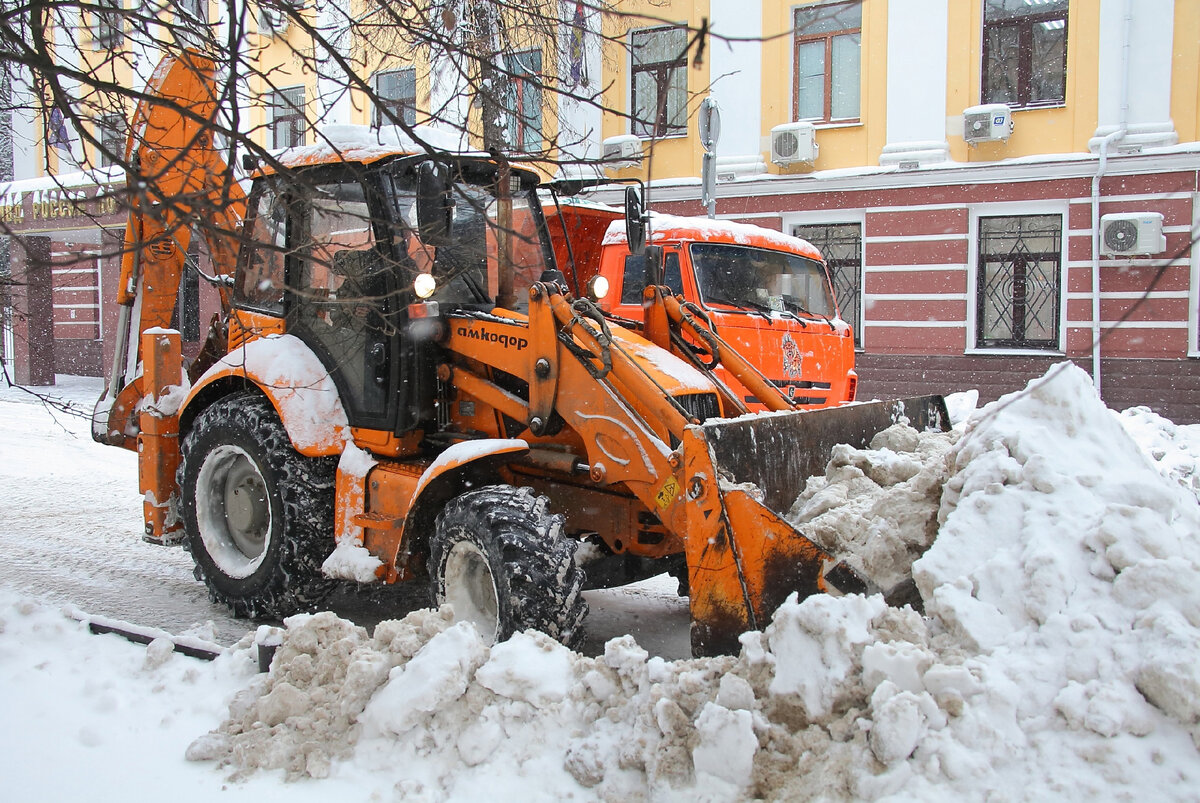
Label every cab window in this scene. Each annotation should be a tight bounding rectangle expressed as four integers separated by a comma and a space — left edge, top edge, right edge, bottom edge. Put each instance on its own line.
235, 181, 287, 314
620, 251, 683, 304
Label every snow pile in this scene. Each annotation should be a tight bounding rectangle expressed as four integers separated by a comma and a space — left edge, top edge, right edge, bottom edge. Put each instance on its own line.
9, 368, 1198, 800
189, 607, 597, 796
1114, 404, 1200, 501
787, 421, 958, 593
186, 362, 1199, 800
905, 363, 1200, 794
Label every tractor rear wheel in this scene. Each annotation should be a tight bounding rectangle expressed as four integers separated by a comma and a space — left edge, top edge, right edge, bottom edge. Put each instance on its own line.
178, 392, 338, 618
430, 485, 587, 648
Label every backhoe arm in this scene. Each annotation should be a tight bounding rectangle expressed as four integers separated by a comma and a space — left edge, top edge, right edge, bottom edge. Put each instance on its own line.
93, 51, 246, 450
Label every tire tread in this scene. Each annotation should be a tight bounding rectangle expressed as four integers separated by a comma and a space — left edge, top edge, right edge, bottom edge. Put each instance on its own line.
178, 392, 337, 619
432, 485, 587, 647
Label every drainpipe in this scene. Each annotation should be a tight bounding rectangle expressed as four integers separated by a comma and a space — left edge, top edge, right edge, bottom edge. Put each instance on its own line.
1090, 0, 1133, 397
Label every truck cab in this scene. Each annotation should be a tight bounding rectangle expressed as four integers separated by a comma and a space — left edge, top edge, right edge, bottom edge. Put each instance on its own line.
544, 197, 857, 409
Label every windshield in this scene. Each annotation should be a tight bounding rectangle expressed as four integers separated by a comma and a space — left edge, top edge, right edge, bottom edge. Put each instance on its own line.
690, 242, 836, 319
384, 161, 551, 310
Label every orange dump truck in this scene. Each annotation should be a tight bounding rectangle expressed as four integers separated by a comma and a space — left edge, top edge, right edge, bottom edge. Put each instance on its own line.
543, 194, 858, 410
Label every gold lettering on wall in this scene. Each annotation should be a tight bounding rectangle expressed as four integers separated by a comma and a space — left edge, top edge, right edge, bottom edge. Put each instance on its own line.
0, 195, 21, 224
13, 187, 119, 222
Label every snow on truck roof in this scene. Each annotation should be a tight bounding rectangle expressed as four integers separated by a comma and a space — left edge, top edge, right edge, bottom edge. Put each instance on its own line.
264, 124, 486, 172
602, 212, 824, 261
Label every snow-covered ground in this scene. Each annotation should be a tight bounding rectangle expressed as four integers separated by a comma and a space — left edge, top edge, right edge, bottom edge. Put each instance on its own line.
1, 366, 1198, 801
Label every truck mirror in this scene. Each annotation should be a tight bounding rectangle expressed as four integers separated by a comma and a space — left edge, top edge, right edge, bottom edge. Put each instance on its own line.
416, 161, 454, 246
644, 245, 664, 288
625, 186, 646, 256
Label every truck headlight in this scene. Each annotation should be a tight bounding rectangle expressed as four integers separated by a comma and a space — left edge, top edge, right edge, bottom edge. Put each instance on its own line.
587, 275, 610, 301
414, 273, 437, 299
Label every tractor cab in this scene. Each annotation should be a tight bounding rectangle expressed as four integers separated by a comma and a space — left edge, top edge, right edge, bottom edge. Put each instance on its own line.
230, 153, 555, 435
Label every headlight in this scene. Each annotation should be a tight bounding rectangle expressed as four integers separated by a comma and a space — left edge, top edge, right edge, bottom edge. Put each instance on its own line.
414, 272, 437, 299
587, 275, 610, 301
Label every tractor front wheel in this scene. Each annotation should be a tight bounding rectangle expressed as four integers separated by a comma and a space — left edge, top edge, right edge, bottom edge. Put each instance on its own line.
430, 485, 586, 648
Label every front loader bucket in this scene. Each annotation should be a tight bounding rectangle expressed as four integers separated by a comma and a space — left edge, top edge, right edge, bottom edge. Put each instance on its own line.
679, 396, 949, 655
701, 396, 950, 513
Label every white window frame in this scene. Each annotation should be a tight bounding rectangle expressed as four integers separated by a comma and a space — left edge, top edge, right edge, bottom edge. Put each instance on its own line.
268, 86, 306, 150
373, 67, 418, 129
503, 50, 544, 154
178, 0, 208, 25
92, 0, 123, 50
791, 0, 863, 125
966, 199, 1070, 356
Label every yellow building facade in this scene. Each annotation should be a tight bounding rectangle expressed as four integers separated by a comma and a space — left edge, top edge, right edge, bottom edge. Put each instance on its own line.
592, 0, 1199, 177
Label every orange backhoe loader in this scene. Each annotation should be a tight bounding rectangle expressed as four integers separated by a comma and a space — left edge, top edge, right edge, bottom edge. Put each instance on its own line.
93, 52, 947, 656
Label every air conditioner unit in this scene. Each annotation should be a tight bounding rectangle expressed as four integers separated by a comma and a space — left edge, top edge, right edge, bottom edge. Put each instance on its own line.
1100, 212, 1166, 256
601, 135, 642, 169
770, 122, 818, 166
962, 104, 1013, 144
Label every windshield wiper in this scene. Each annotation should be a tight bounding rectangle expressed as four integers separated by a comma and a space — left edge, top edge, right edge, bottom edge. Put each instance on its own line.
783, 297, 835, 331
775, 305, 807, 327
704, 294, 773, 321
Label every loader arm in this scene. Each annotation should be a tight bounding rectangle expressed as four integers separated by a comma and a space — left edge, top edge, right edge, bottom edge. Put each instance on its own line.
93, 51, 247, 450
634, 281, 802, 418
443, 282, 870, 654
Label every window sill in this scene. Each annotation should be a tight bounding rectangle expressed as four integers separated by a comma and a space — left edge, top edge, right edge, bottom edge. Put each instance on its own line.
805, 120, 863, 131
1002, 103, 1066, 113
964, 347, 1065, 357
635, 131, 689, 142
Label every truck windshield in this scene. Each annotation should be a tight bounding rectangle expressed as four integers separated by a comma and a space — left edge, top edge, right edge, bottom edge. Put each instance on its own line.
385, 162, 550, 310
690, 242, 836, 319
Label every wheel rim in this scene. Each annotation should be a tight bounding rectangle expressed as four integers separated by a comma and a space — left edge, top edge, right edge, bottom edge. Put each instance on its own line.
443, 540, 500, 644
194, 445, 272, 579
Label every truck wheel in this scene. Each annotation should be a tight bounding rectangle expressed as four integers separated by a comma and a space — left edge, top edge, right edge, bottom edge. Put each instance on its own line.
431, 485, 587, 648
178, 392, 338, 618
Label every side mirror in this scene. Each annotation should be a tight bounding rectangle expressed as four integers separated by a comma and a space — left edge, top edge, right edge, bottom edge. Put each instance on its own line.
624, 185, 646, 256
643, 245, 664, 289
416, 161, 454, 246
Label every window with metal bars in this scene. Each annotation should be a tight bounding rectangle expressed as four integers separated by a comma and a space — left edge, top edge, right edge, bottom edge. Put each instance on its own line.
982, 0, 1068, 108
269, 87, 306, 149
630, 25, 688, 138
791, 222, 862, 345
793, 1, 861, 123
976, 214, 1062, 349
